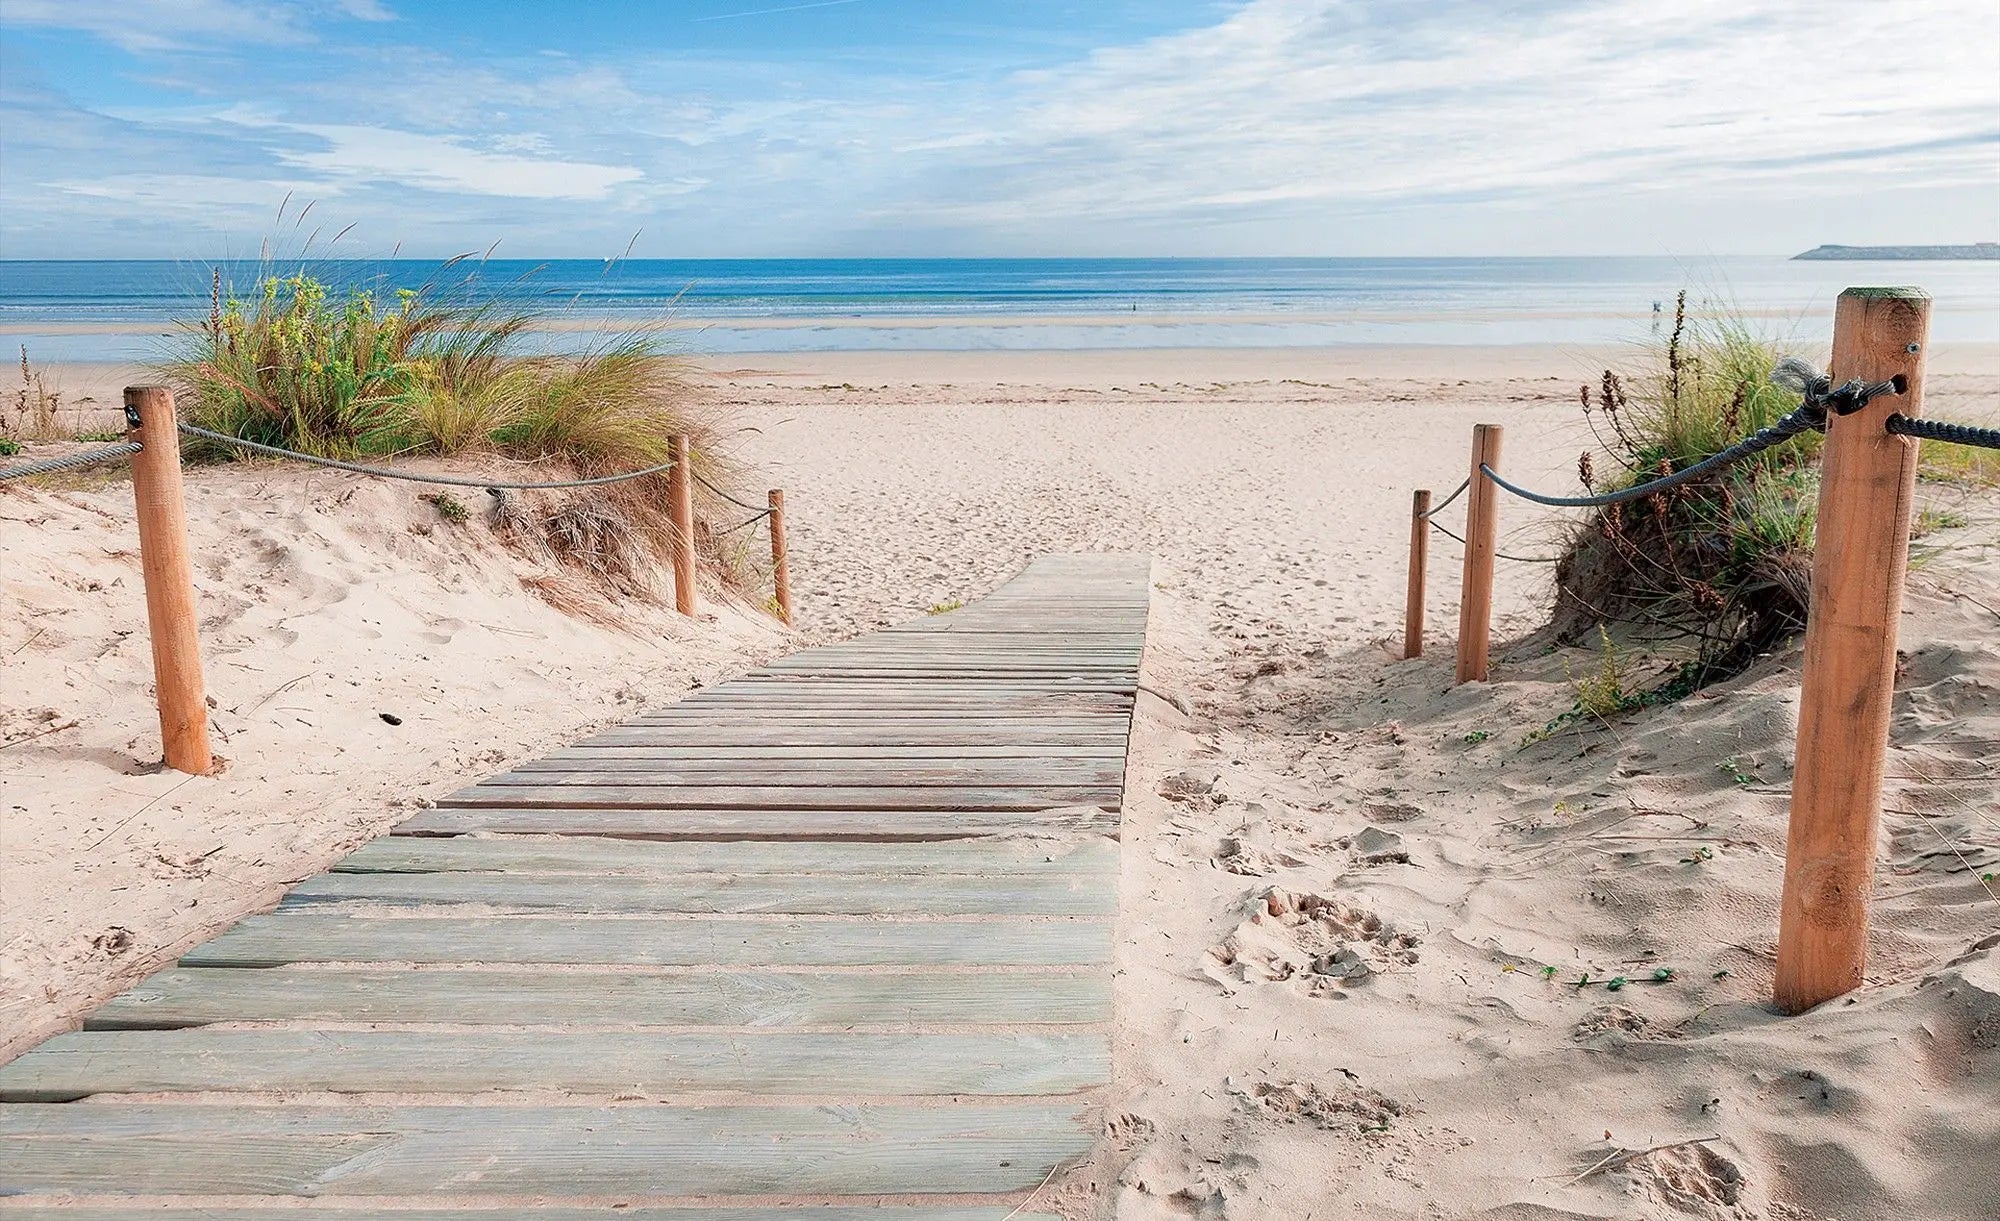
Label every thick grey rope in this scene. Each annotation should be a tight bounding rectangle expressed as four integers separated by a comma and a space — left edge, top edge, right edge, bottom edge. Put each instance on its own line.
176, 423, 679, 490
1477, 360, 1900, 509
1886, 414, 2000, 450
1418, 477, 1472, 520
0, 441, 144, 482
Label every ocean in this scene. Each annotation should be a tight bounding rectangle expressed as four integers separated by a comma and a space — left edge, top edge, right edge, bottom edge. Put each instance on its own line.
1, 257, 1995, 362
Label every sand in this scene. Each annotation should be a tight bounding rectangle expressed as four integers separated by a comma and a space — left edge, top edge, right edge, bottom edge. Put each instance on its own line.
4, 343, 1998, 1218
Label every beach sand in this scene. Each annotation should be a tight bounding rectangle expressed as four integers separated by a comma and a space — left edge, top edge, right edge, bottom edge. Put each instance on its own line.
4, 344, 1997, 1217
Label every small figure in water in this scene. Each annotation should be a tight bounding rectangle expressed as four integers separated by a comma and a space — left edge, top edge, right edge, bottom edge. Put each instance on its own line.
1651, 299, 1663, 330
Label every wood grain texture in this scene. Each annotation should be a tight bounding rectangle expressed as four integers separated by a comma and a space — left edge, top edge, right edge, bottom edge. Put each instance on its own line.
87, 967, 1111, 1029
180, 913, 1115, 967
1455, 423, 1502, 684
393, 805, 1122, 841
0, 1103, 1092, 1196
35, 1200, 1064, 1208
1774, 288, 1930, 1014
282, 868, 1114, 916
0, 1030, 1110, 1101
337, 834, 1120, 876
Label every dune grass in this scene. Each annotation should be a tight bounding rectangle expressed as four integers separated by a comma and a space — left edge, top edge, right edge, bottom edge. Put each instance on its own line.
166, 268, 705, 472
162, 265, 764, 599
1550, 292, 1993, 690
1550, 295, 1825, 682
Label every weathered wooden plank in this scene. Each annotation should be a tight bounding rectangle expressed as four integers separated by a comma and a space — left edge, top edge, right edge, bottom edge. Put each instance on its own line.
0, 1030, 1110, 1102
498, 764, 1128, 784
438, 784, 1122, 811
616, 712, 1136, 720
581, 726, 1133, 740
31, 1200, 1064, 1208
393, 805, 1121, 840
553, 743, 1126, 757
181, 913, 1114, 967
0, 1103, 1092, 1196
87, 967, 1112, 1029
503, 761, 1122, 783
283, 869, 1113, 916
337, 835, 1121, 875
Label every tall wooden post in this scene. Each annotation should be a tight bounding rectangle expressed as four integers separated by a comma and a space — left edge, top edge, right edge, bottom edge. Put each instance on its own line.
125, 386, 212, 775
668, 434, 697, 617
768, 488, 793, 625
1774, 287, 1929, 1014
1404, 489, 1429, 659
1455, 424, 1502, 683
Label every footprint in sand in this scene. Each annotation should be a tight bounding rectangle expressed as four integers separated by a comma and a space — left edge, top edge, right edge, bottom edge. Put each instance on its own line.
1235, 1078, 1404, 1133
1627, 1141, 1745, 1211
1204, 887, 1420, 995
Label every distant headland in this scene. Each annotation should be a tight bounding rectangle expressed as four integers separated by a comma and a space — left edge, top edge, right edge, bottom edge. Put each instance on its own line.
1793, 243, 1999, 261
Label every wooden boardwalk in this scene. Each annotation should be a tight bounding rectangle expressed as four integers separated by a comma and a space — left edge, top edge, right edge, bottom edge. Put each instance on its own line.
0, 554, 1150, 1215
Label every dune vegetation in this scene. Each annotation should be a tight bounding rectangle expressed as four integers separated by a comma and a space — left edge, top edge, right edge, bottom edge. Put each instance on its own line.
161, 265, 765, 598
1547, 293, 1995, 705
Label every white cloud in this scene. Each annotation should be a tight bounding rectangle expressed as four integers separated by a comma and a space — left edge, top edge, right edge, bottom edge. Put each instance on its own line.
275, 124, 644, 200
872, 0, 2000, 234
1, 0, 310, 51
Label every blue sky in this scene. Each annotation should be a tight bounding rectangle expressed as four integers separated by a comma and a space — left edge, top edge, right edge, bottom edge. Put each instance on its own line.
1, 0, 1995, 259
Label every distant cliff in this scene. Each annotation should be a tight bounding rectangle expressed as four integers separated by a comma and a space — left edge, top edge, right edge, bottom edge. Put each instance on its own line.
1794, 243, 1999, 261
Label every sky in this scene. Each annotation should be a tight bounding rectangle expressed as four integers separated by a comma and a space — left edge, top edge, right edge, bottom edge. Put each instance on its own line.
0, 0, 1996, 260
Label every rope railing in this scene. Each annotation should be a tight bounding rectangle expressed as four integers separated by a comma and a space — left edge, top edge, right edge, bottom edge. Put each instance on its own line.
0, 441, 144, 482
1398, 286, 1991, 1019
1885, 413, 2000, 450
10, 386, 799, 778
176, 423, 682, 490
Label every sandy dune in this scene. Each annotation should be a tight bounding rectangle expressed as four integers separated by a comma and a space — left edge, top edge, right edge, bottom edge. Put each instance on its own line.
3, 345, 1996, 1218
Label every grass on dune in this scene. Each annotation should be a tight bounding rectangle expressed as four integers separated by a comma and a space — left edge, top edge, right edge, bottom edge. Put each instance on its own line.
1548, 291, 1993, 694
163, 266, 764, 597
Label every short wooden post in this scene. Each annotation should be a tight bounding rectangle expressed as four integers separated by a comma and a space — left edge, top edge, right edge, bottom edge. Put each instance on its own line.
1455, 424, 1502, 683
1774, 287, 1929, 1014
768, 488, 793, 625
1404, 489, 1429, 659
125, 386, 212, 776
668, 433, 697, 617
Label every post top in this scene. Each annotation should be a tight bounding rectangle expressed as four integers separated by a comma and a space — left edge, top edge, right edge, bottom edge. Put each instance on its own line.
1839, 286, 1929, 301
123, 384, 173, 395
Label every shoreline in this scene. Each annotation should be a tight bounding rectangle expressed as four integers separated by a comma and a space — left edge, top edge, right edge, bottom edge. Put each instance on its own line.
0, 303, 1901, 335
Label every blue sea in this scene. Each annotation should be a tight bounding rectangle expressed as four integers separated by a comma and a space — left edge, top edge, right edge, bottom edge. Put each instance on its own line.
1, 257, 1995, 361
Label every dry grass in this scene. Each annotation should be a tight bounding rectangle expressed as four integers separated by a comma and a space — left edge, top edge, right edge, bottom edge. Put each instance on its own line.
7, 347, 83, 443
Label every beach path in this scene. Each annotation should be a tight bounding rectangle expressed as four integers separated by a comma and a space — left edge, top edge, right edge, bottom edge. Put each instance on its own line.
0, 553, 1149, 1214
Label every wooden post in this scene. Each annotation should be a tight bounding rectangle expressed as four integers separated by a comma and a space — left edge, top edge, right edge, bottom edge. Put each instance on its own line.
1455, 424, 1502, 683
125, 386, 212, 776
1404, 489, 1429, 659
768, 488, 793, 626
668, 434, 697, 617
1774, 287, 1929, 1014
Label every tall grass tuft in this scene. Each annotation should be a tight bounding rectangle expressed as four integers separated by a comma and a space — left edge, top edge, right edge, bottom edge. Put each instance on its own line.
163, 266, 763, 598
